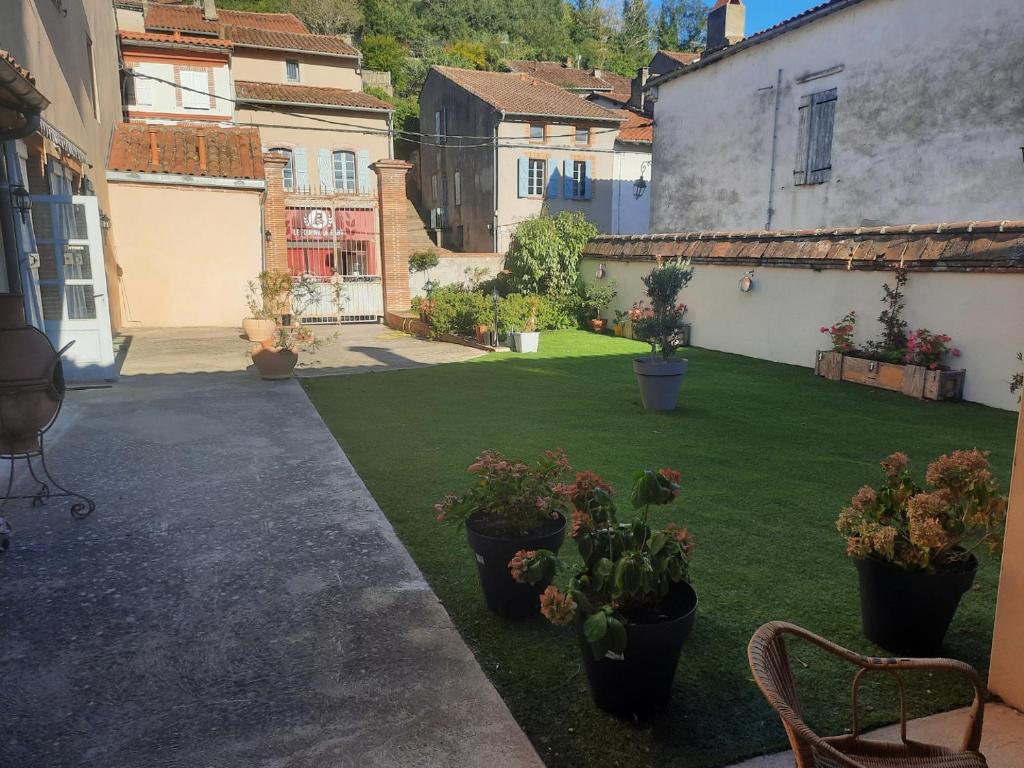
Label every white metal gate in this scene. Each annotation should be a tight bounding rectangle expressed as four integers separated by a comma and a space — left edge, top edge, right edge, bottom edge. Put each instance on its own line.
293, 275, 384, 324
23, 194, 115, 380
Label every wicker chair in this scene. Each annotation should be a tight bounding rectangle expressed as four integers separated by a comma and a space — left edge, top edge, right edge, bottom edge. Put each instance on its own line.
747, 622, 987, 768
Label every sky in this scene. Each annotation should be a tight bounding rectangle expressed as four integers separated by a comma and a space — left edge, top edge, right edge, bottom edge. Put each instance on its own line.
725, 1, 823, 35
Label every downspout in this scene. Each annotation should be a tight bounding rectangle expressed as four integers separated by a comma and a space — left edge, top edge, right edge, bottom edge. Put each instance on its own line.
765, 68, 782, 230
493, 111, 502, 253
387, 112, 394, 160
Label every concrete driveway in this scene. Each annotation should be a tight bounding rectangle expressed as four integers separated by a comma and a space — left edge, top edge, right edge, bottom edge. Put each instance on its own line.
118, 323, 485, 377
0, 329, 538, 767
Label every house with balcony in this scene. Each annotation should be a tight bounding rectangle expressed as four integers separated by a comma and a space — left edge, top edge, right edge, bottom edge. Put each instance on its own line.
109, 0, 395, 323
418, 66, 633, 253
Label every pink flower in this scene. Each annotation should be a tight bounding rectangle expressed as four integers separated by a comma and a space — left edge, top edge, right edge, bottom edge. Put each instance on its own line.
508, 549, 535, 583
952, 348, 961, 357
539, 585, 577, 625
820, 326, 829, 334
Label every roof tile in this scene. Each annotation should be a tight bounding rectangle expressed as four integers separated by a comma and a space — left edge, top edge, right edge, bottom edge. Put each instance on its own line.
613, 109, 653, 144
108, 123, 265, 180
432, 66, 623, 122
506, 60, 629, 92
118, 29, 233, 50
224, 26, 359, 57
145, 6, 307, 35
233, 81, 391, 111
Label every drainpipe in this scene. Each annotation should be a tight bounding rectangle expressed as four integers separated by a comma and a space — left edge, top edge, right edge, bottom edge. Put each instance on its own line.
493, 111, 502, 252
386, 113, 394, 160
765, 68, 782, 230
0, 110, 41, 143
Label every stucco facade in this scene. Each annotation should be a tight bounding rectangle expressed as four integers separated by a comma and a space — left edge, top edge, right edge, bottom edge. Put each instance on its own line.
122, 45, 233, 124
232, 50, 361, 91
650, 0, 1024, 232
109, 181, 263, 327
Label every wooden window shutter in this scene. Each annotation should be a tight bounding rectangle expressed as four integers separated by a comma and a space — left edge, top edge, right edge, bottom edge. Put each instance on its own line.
293, 147, 309, 191
807, 88, 837, 184
794, 94, 811, 185
563, 159, 573, 198
317, 149, 334, 193
356, 149, 372, 194
517, 157, 529, 198
583, 160, 593, 199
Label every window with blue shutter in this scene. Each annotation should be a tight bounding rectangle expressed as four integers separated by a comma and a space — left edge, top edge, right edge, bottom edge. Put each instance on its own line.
293, 147, 309, 191
333, 150, 356, 193
356, 149, 372, 194
563, 159, 573, 198
517, 157, 529, 197
583, 160, 593, 200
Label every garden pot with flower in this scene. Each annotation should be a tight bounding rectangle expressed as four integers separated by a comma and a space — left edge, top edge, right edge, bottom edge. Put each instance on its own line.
436, 449, 569, 619
513, 466, 698, 718
509, 297, 541, 353
630, 259, 694, 411
243, 270, 291, 341
837, 450, 1006, 655
250, 279, 327, 380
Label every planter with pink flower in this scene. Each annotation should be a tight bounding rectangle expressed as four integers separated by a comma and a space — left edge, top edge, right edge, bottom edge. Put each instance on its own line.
837, 450, 1006, 655
510, 466, 697, 718
814, 269, 965, 400
435, 449, 569, 619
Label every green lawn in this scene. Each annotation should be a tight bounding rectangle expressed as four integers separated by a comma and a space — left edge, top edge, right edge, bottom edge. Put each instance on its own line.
303, 331, 1016, 768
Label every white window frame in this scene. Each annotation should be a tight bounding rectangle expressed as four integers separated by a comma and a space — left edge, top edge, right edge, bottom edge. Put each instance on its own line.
571, 160, 586, 199
286, 59, 300, 83
180, 69, 209, 110
529, 124, 545, 142
527, 158, 546, 197
129, 68, 153, 106
574, 127, 589, 145
332, 150, 357, 193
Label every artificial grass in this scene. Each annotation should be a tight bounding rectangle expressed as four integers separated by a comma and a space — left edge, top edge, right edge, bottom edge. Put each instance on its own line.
303, 331, 1016, 768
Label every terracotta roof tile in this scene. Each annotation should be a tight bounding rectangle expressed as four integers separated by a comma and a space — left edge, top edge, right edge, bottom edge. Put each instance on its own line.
234, 81, 391, 111
108, 123, 265, 180
145, 6, 307, 35
506, 60, 629, 93
0, 49, 34, 83
582, 222, 1024, 272
432, 66, 623, 122
224, 26, 359, 57
658, 50, 700, 66
0, 49, 48, 112
613, 109, 653, 144
118, 29, 233, 50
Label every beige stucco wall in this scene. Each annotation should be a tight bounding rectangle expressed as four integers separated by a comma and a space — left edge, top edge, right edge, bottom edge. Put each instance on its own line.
113, 5, 145, 32
990, 401, 1024, 709
495, 119, 618, 251
123, 58, 233, 121
108, 182, 263, 327
232, 50, 361, 90
235, 106, 390, 194
650, 0, 1024, 232
582, 258, 1024, 411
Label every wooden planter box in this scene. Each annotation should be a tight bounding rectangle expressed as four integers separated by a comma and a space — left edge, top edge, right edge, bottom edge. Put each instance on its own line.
815, 351, 965, 401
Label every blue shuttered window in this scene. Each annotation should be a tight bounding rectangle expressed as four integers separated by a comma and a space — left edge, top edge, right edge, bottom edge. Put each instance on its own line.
293, 147, 309, 191
357, 149, 372, 194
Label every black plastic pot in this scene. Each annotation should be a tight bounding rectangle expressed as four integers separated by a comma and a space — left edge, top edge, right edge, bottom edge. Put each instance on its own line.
465, 512, 566, 619
576, 581, 698, 718
855, 552, 978, 656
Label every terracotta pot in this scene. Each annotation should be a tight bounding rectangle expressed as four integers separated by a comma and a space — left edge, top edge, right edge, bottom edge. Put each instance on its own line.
591, 319, 608, 333
251, 344, 298, 380
475, 325, 489, 344
242, 317, 277, 342
0, 324, 65, 454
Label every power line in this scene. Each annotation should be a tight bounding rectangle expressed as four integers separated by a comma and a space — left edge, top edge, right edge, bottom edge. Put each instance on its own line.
121, 67, 633, 148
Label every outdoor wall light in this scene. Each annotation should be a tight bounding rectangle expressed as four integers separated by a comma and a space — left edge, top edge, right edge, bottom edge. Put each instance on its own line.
11, 185, 31, 223
596, 262, 607, 279
739, 270, 755, 293
99, 213, 112, 230
633, 160, 651, 200
264, 229, 272, 244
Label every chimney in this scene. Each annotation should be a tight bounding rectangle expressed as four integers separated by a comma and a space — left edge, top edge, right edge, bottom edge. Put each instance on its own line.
706, 0, 745, 53
564, 55, 573, 68
592, 68, 602, 80
147, 126, 159, 168
196, 128, 207, 174
629, 66, 650, 113
202, 0, 218, 22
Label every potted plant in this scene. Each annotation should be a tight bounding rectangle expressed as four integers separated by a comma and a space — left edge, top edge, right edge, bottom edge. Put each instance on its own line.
511, 467, 697, 718
814, 269, 966, 400
435, 449, 570, 618
630, 259, 694, 411
250, 324, 320, 380
581, 281, 617, 332
242, 270, 291, 342
509, 296, 541, 353
836, 450, 1007, 655
409, 248, 441, 292
612, 309, 629, 337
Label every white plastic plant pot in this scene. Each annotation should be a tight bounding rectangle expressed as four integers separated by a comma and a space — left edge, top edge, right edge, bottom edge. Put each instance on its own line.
509, 331, 540, 353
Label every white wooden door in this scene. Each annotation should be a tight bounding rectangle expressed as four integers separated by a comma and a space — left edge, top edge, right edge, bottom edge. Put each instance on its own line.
27, 194, 115, 380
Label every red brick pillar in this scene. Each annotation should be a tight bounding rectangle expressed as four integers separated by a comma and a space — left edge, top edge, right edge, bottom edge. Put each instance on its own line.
372, 159, 413, 314
263, 152, 288, 273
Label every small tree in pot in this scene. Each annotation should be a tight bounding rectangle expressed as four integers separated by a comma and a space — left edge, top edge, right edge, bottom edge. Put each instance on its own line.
511, 467, 697, 718
837, 450, 1006, 655
630, 259, 694, 411
435, 449, 571, 618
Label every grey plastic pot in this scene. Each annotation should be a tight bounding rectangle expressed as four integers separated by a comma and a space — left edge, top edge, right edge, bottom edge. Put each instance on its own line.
633, 357, 688, 411
509, 331, 540, 353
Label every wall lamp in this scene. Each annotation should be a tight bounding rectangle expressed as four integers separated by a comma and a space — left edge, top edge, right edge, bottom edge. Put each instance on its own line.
264, 229, 272, 244
595, 262, 607, 279
739, 270, 755, 293
633, 161, 652, 200
11, 184, 31, 222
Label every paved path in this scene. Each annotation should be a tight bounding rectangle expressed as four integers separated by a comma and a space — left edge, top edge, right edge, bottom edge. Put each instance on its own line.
0, 348, 540, 766
117, 324, 485, 377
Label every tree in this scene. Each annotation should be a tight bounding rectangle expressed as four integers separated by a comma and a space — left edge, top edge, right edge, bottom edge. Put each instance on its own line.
361, 34, 409, 89
290, 0, 361, 35
504, 210, 598, 297
655, 0, 708, 52
615, 0, 653, 75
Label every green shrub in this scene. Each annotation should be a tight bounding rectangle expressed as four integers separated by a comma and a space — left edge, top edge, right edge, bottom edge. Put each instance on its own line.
504, 210, 598, 297
426, 285, 491, 336
499, 293, 577, 333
